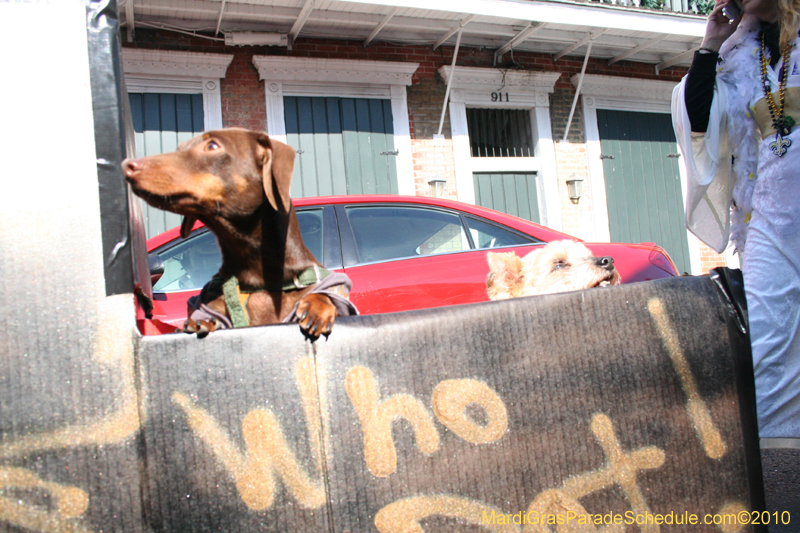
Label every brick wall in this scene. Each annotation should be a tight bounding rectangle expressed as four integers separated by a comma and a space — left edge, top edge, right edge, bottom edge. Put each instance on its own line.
699, 244, 728, 273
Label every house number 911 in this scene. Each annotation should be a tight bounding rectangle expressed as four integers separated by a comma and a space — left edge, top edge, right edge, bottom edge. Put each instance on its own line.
491, 92, 509, 102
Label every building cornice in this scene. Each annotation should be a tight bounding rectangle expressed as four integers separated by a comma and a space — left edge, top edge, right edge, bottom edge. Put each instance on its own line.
572, 74, 677, 103
252, 56, 418, 85
122, 49, 234, 79
439, 66, 561, 94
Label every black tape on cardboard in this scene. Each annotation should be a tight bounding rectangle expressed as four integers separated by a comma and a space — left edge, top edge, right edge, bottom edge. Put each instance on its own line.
85, 0, 147, 297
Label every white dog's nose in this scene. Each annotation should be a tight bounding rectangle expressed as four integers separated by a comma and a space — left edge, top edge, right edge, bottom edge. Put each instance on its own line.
598, 256, 614, 270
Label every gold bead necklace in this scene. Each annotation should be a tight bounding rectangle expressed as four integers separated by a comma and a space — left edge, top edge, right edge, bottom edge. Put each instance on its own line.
760, 31, 795, 156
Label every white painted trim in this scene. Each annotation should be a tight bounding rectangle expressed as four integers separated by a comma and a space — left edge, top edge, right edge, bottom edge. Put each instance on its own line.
264, 81, 287, 143
335, 0, 706, 37
252, 56, 419, 195
201, 79, 224, 130
122, 49, 233, 131
122, 49, 234, 79
450, 100, 475, 205
252, 56, 418, 86
440, 66, 561, 101
441, 66, 561, 230
391, 85, 415, 196
533, 105, 561, 230
470, 158, 539, 173
124, 77, 204, 93
581, 96, 610, 243
574, 74, 676, 113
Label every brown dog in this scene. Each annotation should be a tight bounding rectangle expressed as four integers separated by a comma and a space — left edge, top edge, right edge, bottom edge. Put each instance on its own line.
122, 128, 356, 337
486, 240, 620, 300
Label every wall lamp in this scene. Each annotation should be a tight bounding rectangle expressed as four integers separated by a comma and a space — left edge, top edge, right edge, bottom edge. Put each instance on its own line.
428, 177, 447, 198
566, 175, 584, 204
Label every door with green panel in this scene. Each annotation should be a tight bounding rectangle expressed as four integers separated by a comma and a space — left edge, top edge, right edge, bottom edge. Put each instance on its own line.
466, 108, 540, 223
473, 172, 540, 223
284, 96, 398, 198
129, 93, 205, 238
597, 109, 691, 274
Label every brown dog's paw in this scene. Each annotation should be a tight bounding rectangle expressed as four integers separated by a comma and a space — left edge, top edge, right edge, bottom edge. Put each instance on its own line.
182, 318, 217, 338
296, 293, 337, 339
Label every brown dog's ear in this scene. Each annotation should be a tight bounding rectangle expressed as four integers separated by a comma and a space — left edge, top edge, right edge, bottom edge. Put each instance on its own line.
486, 251, 524, 300
180, 216, 196, 239
256, 133, 295, 213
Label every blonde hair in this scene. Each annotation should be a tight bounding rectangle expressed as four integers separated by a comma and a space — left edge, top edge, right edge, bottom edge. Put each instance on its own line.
779, 0, 800, 50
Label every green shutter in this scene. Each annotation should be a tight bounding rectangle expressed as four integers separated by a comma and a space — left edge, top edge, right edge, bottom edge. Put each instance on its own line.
473, 172, 540, 223
285, 96, 397, 198
597, 109, 691, 274
129, 93, 204, 238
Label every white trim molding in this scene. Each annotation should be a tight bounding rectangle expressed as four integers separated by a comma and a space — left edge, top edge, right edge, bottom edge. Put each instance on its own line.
121, 49, 234, 130
574, 74, 676, 113
439, 66, 562, 230
252, 56, 419, 195
576, 74, 700, 274
122, 49, 234, 79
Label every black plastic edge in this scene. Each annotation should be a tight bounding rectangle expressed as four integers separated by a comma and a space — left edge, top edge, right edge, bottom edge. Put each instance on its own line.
711, 267, 766, 528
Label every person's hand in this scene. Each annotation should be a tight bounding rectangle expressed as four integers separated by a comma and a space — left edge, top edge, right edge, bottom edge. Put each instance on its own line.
701, 0, 742, 51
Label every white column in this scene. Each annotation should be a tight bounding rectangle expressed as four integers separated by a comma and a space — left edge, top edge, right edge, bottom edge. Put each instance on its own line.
532, 99, 562, 231
391, 85, 414, 196
201, 78, 224, 130
449, 94, 475, 205
264, 81, 287, 144
582, 96, 610, 242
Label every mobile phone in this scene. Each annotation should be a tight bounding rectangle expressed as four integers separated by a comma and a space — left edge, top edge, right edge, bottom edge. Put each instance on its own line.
722, 0, 742, 22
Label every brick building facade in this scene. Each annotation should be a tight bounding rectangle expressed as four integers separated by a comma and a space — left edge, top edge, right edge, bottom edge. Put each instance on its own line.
122, 27, 728, 274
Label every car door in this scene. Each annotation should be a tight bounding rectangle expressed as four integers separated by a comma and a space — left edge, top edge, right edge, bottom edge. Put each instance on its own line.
335, 203, 540, 315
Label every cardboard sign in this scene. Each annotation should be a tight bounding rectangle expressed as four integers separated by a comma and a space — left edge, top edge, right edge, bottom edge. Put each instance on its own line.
129, 273, 762, 532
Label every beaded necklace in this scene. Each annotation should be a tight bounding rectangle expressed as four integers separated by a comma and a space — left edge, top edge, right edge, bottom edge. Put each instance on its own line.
760, 31, 795, 156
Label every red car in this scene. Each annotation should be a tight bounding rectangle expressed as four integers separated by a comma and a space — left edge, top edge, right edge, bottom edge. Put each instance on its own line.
139, 195, 678, 334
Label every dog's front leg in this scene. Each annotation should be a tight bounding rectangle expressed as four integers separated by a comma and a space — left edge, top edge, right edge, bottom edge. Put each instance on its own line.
296, 293, 337, 338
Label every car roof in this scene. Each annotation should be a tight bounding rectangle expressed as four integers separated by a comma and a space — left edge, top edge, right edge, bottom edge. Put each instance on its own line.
146, 195, 577, 250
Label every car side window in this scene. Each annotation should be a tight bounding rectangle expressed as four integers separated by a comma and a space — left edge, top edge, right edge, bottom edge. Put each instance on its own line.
345, 206, 469, 263
152, 208, 324, 292
465, 215, 538, 249
153, 230, 222, 292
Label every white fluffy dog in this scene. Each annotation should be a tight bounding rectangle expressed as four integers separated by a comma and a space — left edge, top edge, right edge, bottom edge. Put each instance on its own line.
486, 240, 621, 300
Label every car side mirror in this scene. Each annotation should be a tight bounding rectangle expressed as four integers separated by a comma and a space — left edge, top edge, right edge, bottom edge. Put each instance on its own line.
149, 253, 164, 286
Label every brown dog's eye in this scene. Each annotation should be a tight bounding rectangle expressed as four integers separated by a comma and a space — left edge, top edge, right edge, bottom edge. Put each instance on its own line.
553, 260, 568, 271
206, 140, 220, 151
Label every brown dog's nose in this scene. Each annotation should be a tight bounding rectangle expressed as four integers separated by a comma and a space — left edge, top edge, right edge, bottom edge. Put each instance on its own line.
121, 158, 143, 181
598, 256, 614, 270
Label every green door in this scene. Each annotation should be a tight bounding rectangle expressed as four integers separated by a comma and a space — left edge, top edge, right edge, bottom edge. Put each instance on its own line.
284, 96, 398, 198
129, 93, 204, 238
473, 172, 540, 223
597, 109, 691, 274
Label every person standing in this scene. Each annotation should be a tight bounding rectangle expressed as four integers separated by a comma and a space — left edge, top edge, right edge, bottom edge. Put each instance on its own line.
672, 0, 800, 438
